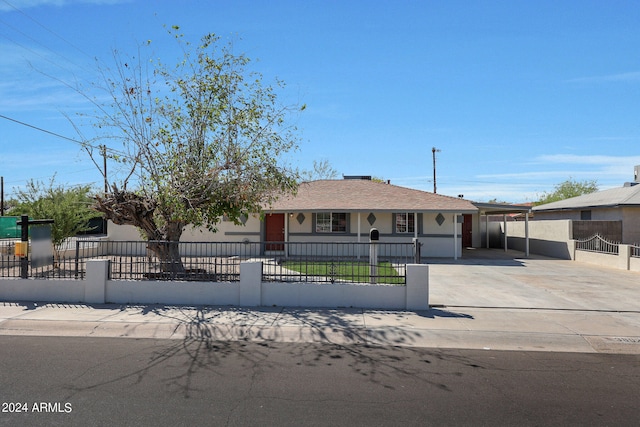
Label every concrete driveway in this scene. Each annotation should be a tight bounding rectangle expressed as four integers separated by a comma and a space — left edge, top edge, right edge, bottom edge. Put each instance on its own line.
429, 249, 640, 312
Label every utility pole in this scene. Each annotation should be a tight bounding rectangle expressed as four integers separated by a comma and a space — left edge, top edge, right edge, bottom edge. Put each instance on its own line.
1, 176, 4, 216
101, 145, 108, 194
101, 145, 109, 235
432, 147, 441, 193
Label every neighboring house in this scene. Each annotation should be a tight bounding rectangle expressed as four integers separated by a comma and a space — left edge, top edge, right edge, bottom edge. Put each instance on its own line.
532, 174, 640, 244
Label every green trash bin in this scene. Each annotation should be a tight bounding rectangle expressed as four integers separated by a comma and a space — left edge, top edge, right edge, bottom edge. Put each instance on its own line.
0, 216, 21, 239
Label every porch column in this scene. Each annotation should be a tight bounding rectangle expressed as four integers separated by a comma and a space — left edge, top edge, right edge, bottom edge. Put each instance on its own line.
485, 213, 490, 249
525, 212, 530, 257
285, 213, 290, 258
503, 214, 508, 252
357, 212, 361, 260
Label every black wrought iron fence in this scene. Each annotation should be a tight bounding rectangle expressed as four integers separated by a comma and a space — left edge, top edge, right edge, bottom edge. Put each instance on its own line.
575, 234, 619, 255
1, 239, 416, 283
262, 241, 412, 284
0, 241, 21, 278
74, 240, 254, 281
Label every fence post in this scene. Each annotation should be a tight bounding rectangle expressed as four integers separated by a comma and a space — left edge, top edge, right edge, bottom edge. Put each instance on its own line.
239, 261, 262, 306
568, 239, 576, 260
412, 238, 422, 264
85, 259, 109, 304
19, 215, 29, 279
75, 239, 80, 279
619, 244, 631, 271
406, 264, 429, 310
369, 229, 379, 284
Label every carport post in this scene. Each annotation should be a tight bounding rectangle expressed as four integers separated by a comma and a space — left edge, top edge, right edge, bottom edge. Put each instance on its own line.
525, 212, 530, 257
503, 214, 508, 252
485, 214, 489, 249
453, 214, 458, 260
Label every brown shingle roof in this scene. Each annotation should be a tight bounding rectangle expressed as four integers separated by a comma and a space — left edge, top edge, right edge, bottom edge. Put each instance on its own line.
265, 179, 477, 213
532, 184, 640, 211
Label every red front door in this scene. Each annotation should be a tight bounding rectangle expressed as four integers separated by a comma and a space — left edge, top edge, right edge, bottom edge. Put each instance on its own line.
265, 214, 285, 251
462, 214, 473, 248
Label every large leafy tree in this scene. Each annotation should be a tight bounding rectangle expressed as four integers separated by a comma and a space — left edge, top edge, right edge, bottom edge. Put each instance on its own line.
535, 178, 598, 205
85, 28, 301, 272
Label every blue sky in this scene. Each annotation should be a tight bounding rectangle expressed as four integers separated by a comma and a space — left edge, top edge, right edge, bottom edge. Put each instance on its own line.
1, 0, 640, 203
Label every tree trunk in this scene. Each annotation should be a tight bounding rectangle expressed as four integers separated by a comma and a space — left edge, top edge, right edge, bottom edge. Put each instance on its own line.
147, 222, 185, 277
148, 240, 185, 277
94, 188, 187, 277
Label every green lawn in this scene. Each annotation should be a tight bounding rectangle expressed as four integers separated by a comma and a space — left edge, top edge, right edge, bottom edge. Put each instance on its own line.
281, 260, 405, 285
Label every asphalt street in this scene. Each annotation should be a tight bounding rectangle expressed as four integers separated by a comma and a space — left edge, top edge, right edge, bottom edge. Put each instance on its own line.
1, 336, 639, 426
2, 250, 640, 425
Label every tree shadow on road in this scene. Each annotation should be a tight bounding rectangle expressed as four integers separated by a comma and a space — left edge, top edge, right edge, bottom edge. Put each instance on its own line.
127, 304, 486, 397
58, 303, 488, 401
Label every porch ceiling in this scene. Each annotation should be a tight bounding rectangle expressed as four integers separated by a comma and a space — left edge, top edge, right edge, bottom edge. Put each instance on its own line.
473, 202, 532, 216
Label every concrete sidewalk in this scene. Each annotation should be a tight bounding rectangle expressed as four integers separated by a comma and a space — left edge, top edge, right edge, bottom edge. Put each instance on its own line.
1, 250, 639, 354
1, 302, 639, 354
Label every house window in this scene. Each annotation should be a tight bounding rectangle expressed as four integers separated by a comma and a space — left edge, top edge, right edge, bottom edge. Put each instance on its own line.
580, 210, 592, 220
316, 212, 347, 233
396, 213, 415, 233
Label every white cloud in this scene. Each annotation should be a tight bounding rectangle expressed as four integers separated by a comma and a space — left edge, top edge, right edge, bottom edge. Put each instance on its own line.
532, 154, 640, 182
428, 181, 540, 204
476, 170, 573, 180
534, 154, 640, 166
392, 153, 640, 203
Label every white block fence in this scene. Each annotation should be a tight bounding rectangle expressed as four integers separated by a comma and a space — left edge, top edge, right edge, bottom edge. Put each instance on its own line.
1, 260, 430, 310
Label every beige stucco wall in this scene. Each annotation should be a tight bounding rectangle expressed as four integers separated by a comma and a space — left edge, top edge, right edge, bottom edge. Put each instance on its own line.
534, 208, 623, 221
286, 211, 461, 241
574, 250, 622, 269
622, 207, 640, 244
108, 211, 464, 258
504, 219, 573, 259
186, 214, 262, 242
534, 207, 640, 244
108, 222, 141, 241
592, 207, 624, 221
533, 211, 581, 221
108, 215, 262, 243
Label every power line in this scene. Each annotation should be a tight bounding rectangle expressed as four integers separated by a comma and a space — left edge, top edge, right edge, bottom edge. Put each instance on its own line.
0, 18, 92, 76
0, 113, 125, 160
0, 113, 85, 145
1, 0, 95, 62
0, 0, 98, 97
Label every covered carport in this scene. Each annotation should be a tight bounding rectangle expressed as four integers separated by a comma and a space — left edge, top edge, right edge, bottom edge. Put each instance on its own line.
473, 202, 532, 257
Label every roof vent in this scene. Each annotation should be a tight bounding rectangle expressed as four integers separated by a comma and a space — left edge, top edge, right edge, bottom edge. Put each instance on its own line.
343, 175, 371, 180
